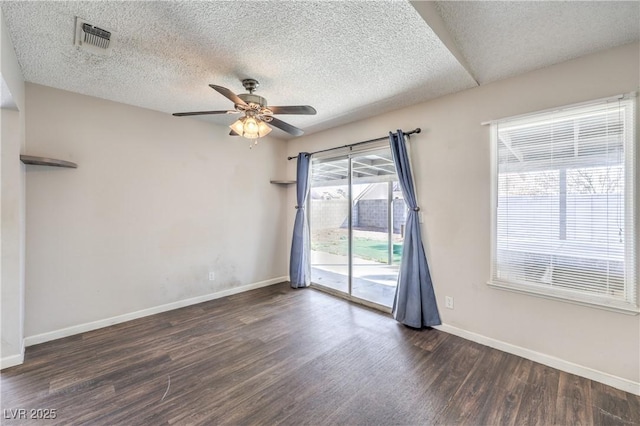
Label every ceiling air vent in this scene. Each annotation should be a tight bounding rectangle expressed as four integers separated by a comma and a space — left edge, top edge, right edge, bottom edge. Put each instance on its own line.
74, 17, 114, 56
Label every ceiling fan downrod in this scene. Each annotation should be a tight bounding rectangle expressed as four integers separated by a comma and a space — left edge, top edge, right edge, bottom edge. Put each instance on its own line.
242, 78, 259, 94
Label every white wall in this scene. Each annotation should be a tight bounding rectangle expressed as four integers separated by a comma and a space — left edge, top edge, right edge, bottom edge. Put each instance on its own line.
0, 7, 26, 369
286, 43, 640, 389
24, 84, 289, 340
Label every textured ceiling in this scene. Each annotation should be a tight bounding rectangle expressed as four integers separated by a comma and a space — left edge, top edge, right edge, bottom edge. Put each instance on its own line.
434, 1, 640, 84
1, 1, 638, 139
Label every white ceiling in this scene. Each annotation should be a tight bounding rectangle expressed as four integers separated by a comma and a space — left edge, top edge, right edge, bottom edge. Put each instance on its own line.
1, 1, 638, 139
435, 1, 640, 84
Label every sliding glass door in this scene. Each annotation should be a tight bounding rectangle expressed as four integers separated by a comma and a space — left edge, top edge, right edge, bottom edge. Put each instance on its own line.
310, 146, 404, 308
309, 155, 350, 294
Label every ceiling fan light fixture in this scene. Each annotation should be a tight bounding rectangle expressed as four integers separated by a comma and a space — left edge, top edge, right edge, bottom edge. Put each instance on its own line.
256, 119, 272, 137
230, 116, 272, 139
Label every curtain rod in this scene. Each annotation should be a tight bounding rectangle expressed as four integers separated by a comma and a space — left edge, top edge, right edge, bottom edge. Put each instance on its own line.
287, 128, 421, 160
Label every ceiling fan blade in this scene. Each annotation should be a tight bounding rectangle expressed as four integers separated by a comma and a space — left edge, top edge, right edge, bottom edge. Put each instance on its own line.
229, 130, 240, 136
173, 110, 231, 116
269, 105, 317, 115
209, 84, 247, 106
269, 117, 304, 136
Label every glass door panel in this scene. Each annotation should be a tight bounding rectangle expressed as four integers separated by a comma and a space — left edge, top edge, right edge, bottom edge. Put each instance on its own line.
310, 156, 349, 294
351, 150, 403, 307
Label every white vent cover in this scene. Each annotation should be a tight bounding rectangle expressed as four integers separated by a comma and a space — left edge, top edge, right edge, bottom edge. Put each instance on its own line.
74, 17, 114, 56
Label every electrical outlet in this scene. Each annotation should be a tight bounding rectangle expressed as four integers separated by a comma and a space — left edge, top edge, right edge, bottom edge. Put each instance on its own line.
208, 271, 215, 281
445, 296, 454, 309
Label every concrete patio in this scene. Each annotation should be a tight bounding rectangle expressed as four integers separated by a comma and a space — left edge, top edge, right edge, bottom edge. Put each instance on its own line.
310, 251, 399, 307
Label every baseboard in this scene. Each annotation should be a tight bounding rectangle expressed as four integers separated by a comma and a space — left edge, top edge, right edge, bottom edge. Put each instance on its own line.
434, 323, 640, 396
24, 276, 287, 347
1, 340, 25, 370
0, 353, 24, 370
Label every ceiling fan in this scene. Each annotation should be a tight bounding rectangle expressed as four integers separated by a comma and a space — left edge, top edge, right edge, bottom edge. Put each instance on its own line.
173, 79, 316, 140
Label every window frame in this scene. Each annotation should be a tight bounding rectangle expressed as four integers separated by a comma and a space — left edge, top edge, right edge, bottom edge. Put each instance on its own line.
488, 94, 638, 314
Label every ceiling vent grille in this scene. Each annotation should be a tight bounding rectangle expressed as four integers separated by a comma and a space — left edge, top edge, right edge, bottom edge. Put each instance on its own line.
74, 17, 114, 56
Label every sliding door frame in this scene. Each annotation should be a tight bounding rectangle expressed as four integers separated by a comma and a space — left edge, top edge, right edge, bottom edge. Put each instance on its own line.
309, 143, 396, 313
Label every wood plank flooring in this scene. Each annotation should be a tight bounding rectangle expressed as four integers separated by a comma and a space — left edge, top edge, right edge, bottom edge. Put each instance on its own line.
2, 282, 639, 425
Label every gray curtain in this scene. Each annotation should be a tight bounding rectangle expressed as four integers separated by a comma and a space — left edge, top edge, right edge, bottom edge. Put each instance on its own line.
289, 152, 311, 288
389, 130, 441, 328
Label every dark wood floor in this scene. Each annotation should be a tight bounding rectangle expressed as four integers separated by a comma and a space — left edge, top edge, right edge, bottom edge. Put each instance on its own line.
2, 283, 639, 425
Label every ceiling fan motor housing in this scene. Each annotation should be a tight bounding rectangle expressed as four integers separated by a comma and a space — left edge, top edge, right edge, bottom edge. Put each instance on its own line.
238, 93, 267, 108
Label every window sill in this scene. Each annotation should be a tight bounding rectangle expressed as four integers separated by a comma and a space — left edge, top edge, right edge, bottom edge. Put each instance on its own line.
487, 279, 639, 315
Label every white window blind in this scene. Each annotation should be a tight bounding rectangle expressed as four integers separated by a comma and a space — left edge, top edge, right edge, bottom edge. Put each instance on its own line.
490, 96, 637, 312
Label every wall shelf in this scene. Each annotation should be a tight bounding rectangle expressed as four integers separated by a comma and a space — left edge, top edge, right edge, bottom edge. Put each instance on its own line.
270, 180, 296, 185
20, 155, 77, 168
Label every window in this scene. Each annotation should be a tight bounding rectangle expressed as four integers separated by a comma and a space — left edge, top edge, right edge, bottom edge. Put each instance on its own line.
489, 95, 637, 313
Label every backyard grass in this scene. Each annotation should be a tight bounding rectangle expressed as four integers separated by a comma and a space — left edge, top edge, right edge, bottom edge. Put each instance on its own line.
311, 229, 403, 264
